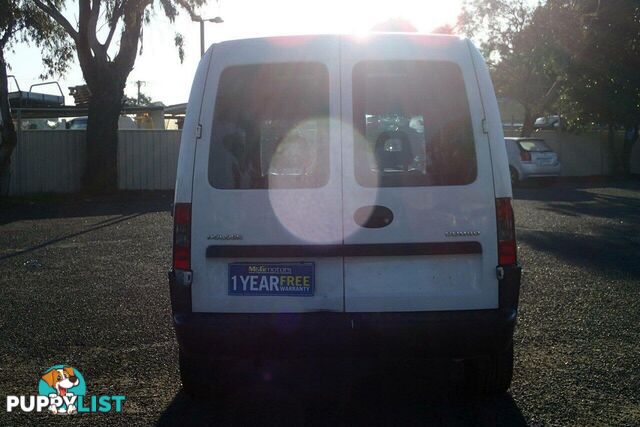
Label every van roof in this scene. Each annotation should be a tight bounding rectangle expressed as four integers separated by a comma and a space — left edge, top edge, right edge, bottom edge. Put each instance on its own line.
211, 32, 467, 48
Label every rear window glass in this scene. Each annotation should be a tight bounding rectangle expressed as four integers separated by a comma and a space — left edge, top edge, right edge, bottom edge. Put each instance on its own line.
353, 61, 477, 187
518, 140, 551, 152
209, 63, 330, 189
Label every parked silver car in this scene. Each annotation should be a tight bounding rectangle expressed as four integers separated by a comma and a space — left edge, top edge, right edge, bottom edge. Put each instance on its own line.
505, 138, 561, 184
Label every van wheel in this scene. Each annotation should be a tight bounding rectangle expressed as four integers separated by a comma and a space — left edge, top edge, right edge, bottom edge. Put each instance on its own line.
463, 342, 514, 395
179, 350, 215, 399
509, 167, 519, 187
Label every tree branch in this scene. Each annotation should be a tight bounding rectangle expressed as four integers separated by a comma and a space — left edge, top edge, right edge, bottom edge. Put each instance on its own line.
88, 0, 105, 59
103, 0, 124, 52
73, 0, 100, 86
32, 0, 79, 41
114, 0, 152, 75
173, 0, 200, 20
540, 77, 561, 109
0, 18, 17, 49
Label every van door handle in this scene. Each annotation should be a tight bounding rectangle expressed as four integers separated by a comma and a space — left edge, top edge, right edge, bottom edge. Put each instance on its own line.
354, 205, 394, 228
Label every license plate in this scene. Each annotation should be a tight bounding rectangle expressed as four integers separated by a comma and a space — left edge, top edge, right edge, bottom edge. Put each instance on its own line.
228, 262, 315, 296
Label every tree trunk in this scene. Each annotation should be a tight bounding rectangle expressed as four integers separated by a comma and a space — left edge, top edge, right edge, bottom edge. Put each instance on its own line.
0, 48, 18, 194
521, 105, 535, 137
83, 75, 125, 192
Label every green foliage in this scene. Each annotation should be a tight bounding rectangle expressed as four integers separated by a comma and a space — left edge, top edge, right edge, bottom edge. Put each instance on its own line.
174, 33, 185, 64
0, 0, 73, 78
124, 91, 153, 106
461, 0, 640, 135
31, 0, 211, 78
462, 0, 640, 173
460, 1, 560, 136
460, 0, 535, 62
550, 0, 640, 130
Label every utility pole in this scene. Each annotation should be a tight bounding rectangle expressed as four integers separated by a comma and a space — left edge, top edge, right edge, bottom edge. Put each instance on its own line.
199, 21, 205, 58
135, 80, 145, 106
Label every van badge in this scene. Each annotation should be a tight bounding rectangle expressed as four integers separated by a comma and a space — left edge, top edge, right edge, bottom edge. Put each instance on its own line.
207, 234, 243, 241
445, 231, 480, 237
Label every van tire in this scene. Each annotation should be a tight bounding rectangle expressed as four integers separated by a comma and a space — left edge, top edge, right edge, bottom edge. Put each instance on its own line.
463, 342, 514, 395
179, 350, 214, 399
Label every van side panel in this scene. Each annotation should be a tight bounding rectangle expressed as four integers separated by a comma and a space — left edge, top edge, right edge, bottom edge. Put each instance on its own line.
467, 40, 512, 199
174, 48, 213, 204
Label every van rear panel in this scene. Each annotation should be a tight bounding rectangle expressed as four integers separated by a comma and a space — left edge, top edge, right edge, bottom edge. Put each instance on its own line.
186, 34, 500, 314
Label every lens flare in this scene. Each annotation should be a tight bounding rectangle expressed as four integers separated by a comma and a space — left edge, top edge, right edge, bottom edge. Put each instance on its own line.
267, 119, 380, 243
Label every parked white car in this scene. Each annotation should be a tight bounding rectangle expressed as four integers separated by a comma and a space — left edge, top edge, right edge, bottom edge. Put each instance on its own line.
170, 34, 522, 397
534, 115, 560, 130
505, 137, 561, 184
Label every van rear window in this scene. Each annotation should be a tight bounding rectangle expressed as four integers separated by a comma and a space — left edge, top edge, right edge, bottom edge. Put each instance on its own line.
209, 63, 330, 189
353, 61, 477, 187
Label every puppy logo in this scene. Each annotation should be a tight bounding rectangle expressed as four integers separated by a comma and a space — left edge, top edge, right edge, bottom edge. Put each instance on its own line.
6, 365, 125, 414
38, 365, 86, 415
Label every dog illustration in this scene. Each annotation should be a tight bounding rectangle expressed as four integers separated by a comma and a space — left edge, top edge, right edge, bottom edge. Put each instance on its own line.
41, 367, 79, 414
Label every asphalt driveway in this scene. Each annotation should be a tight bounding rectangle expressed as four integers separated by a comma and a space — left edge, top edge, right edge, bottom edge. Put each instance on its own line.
0, 181, 639, 426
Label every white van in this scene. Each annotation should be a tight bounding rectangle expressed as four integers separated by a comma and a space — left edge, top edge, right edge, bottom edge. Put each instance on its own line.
170, 33, 522, 396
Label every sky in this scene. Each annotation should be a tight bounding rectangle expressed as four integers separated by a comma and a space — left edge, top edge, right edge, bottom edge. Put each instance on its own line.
6, 0, 464, 106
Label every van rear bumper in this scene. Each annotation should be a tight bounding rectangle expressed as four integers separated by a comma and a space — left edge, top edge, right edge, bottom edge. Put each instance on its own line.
174, 308, 516, 360
172, 265, 521, 360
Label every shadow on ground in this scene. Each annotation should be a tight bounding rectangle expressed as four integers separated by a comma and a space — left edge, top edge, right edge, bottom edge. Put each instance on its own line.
158, 360, 526, 426
519, 228, 640, 279
513, 181, 640, 219
0, 190, 173, 225
0, 212, 147, 261
514, 181, 640, 243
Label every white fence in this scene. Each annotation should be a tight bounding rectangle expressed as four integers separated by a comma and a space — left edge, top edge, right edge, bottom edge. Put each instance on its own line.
118, 131, 181, 190
5, 128, 640, 195
8, 130, 86, 195
8, 130, 181, 195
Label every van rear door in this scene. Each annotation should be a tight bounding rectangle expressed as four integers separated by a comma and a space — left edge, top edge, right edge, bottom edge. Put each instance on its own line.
340, 35, 499, 312
190, 37, 343, 313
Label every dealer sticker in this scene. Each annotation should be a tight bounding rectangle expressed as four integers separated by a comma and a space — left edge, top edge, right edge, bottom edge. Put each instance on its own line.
228, 263, 315, 296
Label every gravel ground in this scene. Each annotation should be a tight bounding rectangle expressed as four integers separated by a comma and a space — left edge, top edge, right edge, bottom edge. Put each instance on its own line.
0, 181, 639, 426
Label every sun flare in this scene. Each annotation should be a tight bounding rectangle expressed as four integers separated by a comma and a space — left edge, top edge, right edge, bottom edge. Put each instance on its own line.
208, 0, 463, 39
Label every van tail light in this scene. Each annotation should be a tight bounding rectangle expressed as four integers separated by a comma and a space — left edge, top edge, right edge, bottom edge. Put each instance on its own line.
520, 150, 532, 162
173, 203, 192, 271
496, 198, 517, 266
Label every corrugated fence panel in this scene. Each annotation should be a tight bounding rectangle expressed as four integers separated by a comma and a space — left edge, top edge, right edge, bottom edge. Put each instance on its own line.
537, 131, 609, 176
9, 130, 85, 195
117, 130, 182, 190
5, 128, 638, 195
